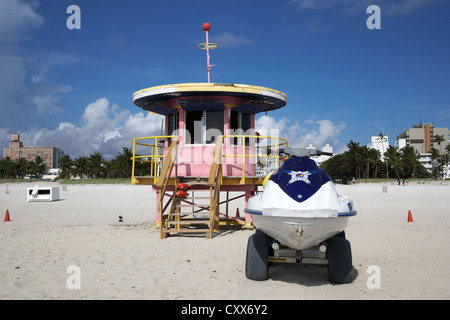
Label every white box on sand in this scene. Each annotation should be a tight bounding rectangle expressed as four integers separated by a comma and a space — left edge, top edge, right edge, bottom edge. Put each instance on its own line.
27, 186, 60, 202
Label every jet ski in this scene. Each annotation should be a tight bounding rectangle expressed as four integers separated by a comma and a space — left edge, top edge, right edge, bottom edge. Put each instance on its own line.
244, 148, 357, 284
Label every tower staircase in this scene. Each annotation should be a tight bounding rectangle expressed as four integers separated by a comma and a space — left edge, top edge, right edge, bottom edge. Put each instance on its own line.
156, 136, 225, 239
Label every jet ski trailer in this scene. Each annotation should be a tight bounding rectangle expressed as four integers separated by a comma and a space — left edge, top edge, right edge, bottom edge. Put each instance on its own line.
244, 148, 357, 284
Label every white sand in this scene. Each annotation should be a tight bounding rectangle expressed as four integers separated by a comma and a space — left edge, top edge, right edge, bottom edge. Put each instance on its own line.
0, 181, 449, 300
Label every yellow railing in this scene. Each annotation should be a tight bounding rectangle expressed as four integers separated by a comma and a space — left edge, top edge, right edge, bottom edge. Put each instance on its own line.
220, 135, 288, 184
131, 134, 287, 185
131, 135, 174, 185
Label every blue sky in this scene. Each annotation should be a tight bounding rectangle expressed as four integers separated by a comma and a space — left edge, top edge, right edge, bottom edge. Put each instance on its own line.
1, 0, 449, 158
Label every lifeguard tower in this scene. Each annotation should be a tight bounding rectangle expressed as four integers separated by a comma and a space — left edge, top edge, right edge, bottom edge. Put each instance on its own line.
130, 23, 288, 239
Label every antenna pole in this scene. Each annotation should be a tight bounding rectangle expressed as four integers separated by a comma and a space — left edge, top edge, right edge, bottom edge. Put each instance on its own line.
205, 26, 211, 83
198, 22, 216, 83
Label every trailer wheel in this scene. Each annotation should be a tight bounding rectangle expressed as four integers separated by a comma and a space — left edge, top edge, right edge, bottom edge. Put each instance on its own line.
245, 230, 270, 281
327, 237, 354, 284
333, 230, 346, 239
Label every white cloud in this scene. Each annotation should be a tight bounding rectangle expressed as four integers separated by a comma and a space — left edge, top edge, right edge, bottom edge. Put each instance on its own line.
11, 98, 164, 159
211, 32, 255, 48
2, 99, 347, 160
34, 95, 63, 115
256, 115, 346, 151
0, 0, 44, 44
33, 84, 72, 115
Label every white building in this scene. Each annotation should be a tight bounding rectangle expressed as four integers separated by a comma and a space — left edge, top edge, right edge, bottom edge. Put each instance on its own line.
255, 143, 333, 176
367, 135, 389, 161
306, 143, 333, 166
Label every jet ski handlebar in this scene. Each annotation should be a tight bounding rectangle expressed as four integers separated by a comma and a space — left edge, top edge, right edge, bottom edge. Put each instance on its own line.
279, 147, 333, 158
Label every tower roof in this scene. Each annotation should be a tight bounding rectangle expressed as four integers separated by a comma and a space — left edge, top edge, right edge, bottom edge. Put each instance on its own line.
133, 82, 287, 115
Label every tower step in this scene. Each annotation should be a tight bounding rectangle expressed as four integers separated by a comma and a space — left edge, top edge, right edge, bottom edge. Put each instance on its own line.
176, 204, 209, 208
168, 219, 210, 225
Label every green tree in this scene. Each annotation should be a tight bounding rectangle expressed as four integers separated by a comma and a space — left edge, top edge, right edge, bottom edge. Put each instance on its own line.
384, 146, 401, 179
73, 156, 89, 179
377, 133, 389, 180
114, 147, 133, 178
320, 153, 353, 184
345, 140, 363, 179
433, 135, 445, 157
401, 146, 420, 179
368, 148, 381, 178
31, 156, 47, 178
13, 158, 30, 178
358, 146, 380, 179
430, 148, 443, 179
59, 154, 73, 179
433, 135, 446, 179
0, 158, 14, 178
88, 152, 105, 178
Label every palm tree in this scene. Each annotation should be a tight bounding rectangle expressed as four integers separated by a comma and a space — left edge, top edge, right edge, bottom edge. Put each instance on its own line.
88, 152, 105, 178
401, 146, 420, 178
445, 144, 450, 178
384, 146, 401, 180
359, 146, 373, 179
368, 148, 381, 178
430, 148, 440, 161
12, 158, 30, 178
73, 156, 89, 179
376, 133, 387, 157
59, 154, 73, 179
0, 158, 16, 178
433, 135, 446, 179
32, 156, 48, 178
115, 147, 133, 177
377, 133, 389, 180
430, 148, 442, 179
433, 135, 445, 157
345, 140, 362, 179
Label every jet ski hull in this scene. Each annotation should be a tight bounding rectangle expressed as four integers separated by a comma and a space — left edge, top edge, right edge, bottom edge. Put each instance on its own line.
252, 213, 353, 250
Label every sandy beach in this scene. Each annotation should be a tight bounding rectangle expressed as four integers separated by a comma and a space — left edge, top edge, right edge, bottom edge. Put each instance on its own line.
0, 181, 449, 300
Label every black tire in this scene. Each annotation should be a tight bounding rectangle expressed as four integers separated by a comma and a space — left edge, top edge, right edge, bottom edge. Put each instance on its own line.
333, 230, 346, 239
327, 237, 354, 284
245, 230, 270, 281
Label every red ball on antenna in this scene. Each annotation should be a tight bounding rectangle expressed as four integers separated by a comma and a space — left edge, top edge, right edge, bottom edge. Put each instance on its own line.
203, 23, 211, 31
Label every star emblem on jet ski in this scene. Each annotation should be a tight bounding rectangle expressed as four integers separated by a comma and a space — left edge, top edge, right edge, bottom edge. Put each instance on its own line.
284, 170, 316, 185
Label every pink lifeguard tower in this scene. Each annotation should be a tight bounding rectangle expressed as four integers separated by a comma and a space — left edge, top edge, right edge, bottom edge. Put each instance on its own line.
131, 23, 288, 238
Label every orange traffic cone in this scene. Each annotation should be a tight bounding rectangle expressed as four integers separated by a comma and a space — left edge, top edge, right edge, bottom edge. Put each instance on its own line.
407, 210, 413, 222
4, 209, 10, 222
236, 208, 240, 218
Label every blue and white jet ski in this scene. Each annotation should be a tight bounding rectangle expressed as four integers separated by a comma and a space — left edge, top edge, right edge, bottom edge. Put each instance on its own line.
244, 148, 357, 284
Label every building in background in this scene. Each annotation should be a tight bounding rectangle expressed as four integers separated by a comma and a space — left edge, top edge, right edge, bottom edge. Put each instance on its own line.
396, 123, 450, 175
2, 133, 64, 169
396, 123, 449, 154
367, 135, 389, 161
306, 143, 333, 166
